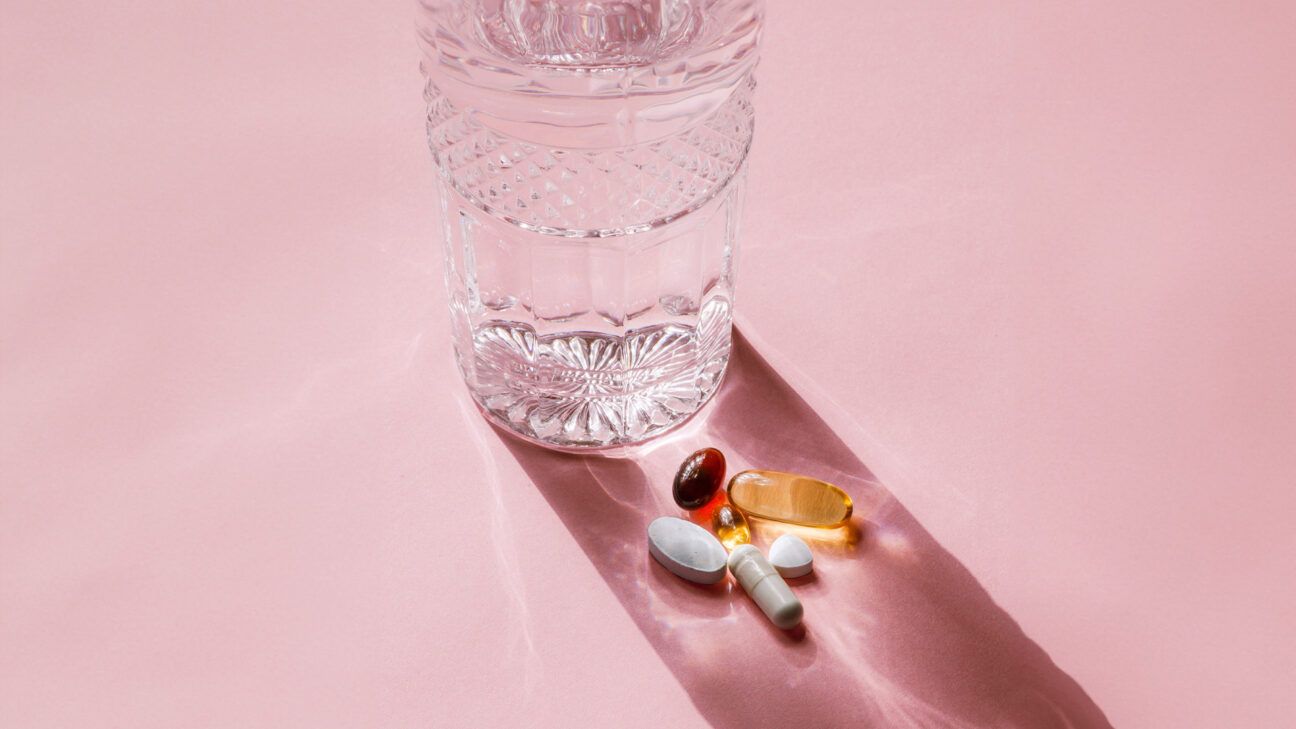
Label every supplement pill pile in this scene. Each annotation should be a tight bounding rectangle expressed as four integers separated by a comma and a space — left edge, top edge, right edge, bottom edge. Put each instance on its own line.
649, 447, 855, 629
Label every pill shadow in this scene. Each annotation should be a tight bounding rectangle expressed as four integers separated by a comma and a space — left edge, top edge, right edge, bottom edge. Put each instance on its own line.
497, 329, 1112, 729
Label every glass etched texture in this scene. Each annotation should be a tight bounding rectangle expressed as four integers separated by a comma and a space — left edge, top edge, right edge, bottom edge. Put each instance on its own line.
419, 0, 762, 448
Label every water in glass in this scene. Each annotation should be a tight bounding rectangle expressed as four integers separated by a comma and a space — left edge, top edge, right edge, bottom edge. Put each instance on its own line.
419, 0, 763, 448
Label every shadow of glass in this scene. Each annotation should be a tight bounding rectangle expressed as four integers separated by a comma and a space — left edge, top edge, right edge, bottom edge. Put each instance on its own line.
496, 329, 1112, 729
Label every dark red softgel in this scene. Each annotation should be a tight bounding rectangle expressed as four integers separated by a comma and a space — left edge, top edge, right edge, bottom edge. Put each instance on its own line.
672, 448, 726, 509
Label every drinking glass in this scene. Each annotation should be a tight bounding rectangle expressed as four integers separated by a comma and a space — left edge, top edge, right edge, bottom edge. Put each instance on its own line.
419, 0, 763, 449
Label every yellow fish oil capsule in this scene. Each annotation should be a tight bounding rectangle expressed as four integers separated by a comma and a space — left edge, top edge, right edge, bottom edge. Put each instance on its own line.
727, 470, 853, 527
710, 503, 751, 550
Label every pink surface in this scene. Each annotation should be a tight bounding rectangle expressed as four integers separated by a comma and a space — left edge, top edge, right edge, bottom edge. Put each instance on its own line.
2, 2, 1294, 728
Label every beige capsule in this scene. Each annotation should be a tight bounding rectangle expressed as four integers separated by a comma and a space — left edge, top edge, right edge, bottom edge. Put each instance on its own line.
727, 470, 853, 527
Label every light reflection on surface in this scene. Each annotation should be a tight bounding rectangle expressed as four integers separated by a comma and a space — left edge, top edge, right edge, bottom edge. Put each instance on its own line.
749, 517, 865, 552
493, 329, 1113, 728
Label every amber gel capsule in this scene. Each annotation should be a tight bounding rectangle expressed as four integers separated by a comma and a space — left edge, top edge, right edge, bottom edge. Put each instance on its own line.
673, 447, 726, 509
728, 545, 803, 629
710, 503, 751, 550
727, 470, 853, 527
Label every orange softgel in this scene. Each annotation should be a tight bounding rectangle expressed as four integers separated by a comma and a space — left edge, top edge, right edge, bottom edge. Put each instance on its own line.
726, 470, 853, 527
710, 504, 751, 550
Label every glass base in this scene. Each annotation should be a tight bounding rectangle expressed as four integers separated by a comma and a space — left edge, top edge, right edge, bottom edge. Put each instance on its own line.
460, 301, 732, 450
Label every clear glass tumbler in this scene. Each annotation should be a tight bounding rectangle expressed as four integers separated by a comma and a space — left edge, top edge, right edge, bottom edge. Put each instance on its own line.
419, 0, 763, 449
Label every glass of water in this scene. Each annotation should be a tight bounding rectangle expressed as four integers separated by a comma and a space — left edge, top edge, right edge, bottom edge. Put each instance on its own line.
419, 0, 763, 449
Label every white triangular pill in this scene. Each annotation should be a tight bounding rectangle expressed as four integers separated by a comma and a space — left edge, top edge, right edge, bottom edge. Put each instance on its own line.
768, 534, 814, 578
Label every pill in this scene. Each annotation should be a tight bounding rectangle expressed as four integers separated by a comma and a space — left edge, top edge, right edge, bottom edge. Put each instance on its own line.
727, 470, 853, 527
711, 503, 751, 550
768, 534, 814, 578
647, 516, 729, 584
727, 544, 803, 629
673, 447, 726, 509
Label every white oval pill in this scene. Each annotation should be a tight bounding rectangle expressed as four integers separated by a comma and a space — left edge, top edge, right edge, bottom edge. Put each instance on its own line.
648, 516, 728, 584
768, 534, 814, 578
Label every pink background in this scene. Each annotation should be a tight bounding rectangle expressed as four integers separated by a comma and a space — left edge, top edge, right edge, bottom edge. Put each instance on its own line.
3, 2, 1294, 727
